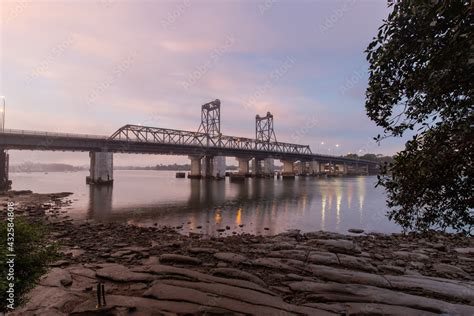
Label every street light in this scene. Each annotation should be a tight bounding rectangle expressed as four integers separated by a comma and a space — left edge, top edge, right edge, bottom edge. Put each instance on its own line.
319, 141, 325, 152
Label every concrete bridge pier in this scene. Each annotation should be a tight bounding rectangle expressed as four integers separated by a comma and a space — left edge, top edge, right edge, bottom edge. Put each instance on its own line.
251, 158, 263, 178
263, 158, 274, 177
188, 155, 203, 179
362, 164, 369, 175
309, 161, 320, 176
281, 159, 295, 179
230, 157, 251, 180
87, 151, 113, 185
0, 149, 11, 191
202, 156, 225, 179
336, 163, 348, 175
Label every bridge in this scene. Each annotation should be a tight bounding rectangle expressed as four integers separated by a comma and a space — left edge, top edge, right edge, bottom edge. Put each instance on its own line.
0, 99, 377, 189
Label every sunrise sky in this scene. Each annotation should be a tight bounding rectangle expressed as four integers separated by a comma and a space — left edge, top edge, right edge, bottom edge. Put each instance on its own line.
0, 0, 406, 166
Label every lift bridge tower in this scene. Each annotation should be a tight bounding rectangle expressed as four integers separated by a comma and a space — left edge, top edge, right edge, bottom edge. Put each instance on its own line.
254, 111, 277, 176
256, 111, 277, 151
197, 99, 221, 146
196, 99, 225, 178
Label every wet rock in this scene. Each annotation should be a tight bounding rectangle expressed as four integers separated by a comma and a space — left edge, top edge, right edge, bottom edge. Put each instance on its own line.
214, 252, 248, 264
337, 254, 378, 273
454, 247, 474, 255
251, 258, 299, 272
96, 264, 155, 282
433, 263, 471, 280
348, 228, 364, 234
188, 247, 218, 254
212, 268, 267, 287
393, 251, 430, 262
12, 285, 86, 315
308, 251, 339, 265
310, 239, 361, 254
39, 268, 73, 287
159, 254, 202, 265
289, 281, 474, 315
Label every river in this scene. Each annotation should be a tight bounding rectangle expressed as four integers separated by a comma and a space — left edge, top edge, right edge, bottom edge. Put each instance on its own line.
10, 170, 400, 235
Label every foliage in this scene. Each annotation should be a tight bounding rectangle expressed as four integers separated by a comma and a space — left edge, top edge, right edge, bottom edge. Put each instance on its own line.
365, 0, 473, 233
0, 217, 58, 312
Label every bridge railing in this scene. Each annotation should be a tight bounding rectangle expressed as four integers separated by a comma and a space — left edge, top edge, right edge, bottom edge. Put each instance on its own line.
0, 128, 108, 139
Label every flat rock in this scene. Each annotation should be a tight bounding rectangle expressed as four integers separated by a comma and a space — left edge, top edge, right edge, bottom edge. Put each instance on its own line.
67, 267, 97, 279
145, 281, 332, 316
454, 247, 474, 255
385, 274, 474, 304
251, 258, 299, 272
212, 268, 267, 287
214, 252, 248, 264
96, 264, 155, 282
433, 263, 471, 280
188, 247, 218, 254
133, 264, 275, 295
12, 285, 86, 315
348, 228, 364, 234
309, 239, 361, 254
268, 250, 307, 261
304, 264, 391, 288
159, 254, 202, 265
289, 281, 474, 315
39, 268, 73, 287
71, 294, 234, 315
337, 254, 378, 273
308, 251, 339, 265
393, 251, 430, 262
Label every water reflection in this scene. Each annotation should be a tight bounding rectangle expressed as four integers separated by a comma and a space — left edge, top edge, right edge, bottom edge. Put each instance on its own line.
11, 170, 400, 234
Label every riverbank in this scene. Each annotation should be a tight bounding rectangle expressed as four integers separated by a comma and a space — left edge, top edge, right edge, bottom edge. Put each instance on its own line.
3, 191, 474, 315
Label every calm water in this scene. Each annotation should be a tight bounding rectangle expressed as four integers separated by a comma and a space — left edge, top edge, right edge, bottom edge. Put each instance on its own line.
10, 170, 400, 235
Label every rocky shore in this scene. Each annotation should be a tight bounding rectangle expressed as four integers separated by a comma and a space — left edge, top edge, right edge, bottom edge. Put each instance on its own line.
2, 191, 474, 315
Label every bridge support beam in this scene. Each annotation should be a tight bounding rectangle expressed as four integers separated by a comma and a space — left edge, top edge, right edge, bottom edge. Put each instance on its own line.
281, 160, 295, 179
0, 149, 11, 191
188, 155, 202, 179
87, 151, 113, 185
202, 156, 225, 179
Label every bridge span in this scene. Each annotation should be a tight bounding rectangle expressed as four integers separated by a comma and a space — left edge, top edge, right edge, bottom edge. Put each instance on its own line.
0, 100, 377, 189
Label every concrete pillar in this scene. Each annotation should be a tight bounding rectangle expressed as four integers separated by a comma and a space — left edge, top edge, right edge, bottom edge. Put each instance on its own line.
336, 163, 347, 175
310, 161, 320, 175
251, 158, 264, 177
0, 149, 11, 191
363, 164, 369, 175
281, 160, 295, 178
237, 158, 250, 175
263, 158, 274, 177
188, 155, 202, 179
202, 156, 225, 179
87, 151, 113, 185
213, 156, 226, 179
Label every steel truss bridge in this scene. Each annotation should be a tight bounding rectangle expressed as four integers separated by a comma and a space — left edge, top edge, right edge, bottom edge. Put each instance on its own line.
0, 99, 376, 166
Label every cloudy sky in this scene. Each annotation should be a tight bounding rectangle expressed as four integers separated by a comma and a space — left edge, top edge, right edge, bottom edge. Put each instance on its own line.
1, 0, 405, 166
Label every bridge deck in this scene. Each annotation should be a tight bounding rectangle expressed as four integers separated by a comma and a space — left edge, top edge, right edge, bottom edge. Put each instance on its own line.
0, 129, 377, 166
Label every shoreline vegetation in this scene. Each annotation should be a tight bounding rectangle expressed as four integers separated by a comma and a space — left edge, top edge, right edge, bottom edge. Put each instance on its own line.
1, 191, 473, 315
